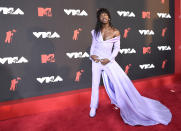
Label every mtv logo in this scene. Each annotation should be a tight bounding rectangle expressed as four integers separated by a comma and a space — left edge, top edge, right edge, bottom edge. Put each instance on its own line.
142, 11, 150, 19
143, 47, 151, 54
41, 54, 55, 63
38, 7, 52, 17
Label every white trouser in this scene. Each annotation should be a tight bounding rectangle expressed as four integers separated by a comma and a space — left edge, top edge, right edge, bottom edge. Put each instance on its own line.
90, 61, 107, 109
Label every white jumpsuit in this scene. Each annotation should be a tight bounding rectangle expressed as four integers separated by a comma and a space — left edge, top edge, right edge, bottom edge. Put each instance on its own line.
89, 29, 120, 109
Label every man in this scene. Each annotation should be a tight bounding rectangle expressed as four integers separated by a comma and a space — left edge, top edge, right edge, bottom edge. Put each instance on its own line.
89, 8, 120, 117
89, 8, 172, 126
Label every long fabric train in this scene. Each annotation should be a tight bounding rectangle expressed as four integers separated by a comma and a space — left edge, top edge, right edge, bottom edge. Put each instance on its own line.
101, 61, 172, 126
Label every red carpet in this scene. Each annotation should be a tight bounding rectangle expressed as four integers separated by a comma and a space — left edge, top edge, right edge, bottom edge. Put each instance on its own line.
0, 81, 181, 131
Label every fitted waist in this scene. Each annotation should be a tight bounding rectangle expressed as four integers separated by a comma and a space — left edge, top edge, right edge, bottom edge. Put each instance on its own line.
93, 50, 112, 59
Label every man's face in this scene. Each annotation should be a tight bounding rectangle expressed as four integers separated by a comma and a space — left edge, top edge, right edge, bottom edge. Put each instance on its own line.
99, 12, 109, 24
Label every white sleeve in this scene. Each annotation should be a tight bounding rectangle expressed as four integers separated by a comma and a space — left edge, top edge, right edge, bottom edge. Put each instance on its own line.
89, 30, 97, 61
108, 38, 120, 62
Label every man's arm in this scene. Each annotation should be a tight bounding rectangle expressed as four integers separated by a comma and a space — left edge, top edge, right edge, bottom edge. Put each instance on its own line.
89, 30, 99, 62
108, 29, 121, 62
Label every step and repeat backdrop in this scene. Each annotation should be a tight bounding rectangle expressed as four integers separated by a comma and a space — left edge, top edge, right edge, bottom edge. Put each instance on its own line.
0, 0, 174, 102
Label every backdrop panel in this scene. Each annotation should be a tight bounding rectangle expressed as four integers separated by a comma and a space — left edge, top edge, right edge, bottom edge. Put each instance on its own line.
0, 0, 174, 102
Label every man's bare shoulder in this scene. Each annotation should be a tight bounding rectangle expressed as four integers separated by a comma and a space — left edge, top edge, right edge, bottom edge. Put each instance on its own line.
112, 27, 120, 37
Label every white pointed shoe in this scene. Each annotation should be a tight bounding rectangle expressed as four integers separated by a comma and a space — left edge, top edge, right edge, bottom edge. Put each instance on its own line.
89, 108, 96, 118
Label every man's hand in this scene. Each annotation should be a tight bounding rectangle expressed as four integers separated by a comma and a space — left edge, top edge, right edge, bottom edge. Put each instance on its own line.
91, 55, 100, 63
100, 58, 110, 65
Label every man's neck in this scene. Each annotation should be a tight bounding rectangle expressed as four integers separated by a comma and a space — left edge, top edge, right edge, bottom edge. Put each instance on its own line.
102, 23, 110, 30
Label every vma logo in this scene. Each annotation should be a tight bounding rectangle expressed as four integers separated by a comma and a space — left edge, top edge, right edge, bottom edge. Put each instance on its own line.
73, 28, 82, 40
33, 32, 60, 38
41, 54, 55, 63
64, 9, 88, 16
0, 7, 24, 15
157, 46, 171, 51
10, 77, 21, 91
143, 47, 151, 54
75, 69, 84, 82
162, 59, 167, 69
139, 64, 155, 69
0, 56, 28, 64
5, 29, 16, 44
142, 11, 150, 19
139, 30, 154, 35
66, 52, 89, 59
117, 11, 135, 17
38, 7, 52, 17
37, 76, 63, 84
123, 28, 131, 38
119, 48, 136, 54
124, 64, 132, 74
157, 13, 171, 18
162, 27, 167, 37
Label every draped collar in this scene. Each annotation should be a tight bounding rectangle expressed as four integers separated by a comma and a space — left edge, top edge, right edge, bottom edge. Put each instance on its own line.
91, 29, 120, 42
